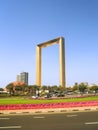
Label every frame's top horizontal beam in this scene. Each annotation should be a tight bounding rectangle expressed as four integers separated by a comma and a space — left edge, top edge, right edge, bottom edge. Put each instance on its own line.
37, 36, 64, 48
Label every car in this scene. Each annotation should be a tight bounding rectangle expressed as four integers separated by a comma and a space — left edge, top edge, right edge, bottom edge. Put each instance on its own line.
57, 93, 65, 97
44, 93, 51, 98
32, 96, 38, 99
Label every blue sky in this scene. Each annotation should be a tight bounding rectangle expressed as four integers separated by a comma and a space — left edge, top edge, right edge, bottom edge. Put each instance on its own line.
0, 0, 98, 88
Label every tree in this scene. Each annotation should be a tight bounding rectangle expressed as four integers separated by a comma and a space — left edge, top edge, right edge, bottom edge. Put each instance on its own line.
28, 85, 40, 96
6, 82, 28, 96
90, 84, 98, 93
15, 86, 23, 95
41, 85, 48, 90
72, 82, 79, 92
6, 83, 14, 95
51, 85, 59, 91
15, 84, 28, 95
0, 88, 4, 92
78, 82, 88, 93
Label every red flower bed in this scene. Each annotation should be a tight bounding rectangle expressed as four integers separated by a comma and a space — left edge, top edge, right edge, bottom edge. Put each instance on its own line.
0, 101, 98, 110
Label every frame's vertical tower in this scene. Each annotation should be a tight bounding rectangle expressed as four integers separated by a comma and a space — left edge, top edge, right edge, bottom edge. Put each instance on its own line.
59, 37, 65, 88
36, 46, 41, 86
36, 37, 66, 88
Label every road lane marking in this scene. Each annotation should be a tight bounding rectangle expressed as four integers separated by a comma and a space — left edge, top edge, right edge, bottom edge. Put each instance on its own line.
0, 126, 21, 129
67, 114, 78, 117
0, 118, 10, 120
85, 122, 98, 125
33, 116, 45, 119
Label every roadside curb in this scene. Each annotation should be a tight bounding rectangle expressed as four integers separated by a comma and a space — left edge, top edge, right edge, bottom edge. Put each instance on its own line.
0, 106, 98, 115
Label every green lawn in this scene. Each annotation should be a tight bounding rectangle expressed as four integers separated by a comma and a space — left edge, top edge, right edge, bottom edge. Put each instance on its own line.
0, 96, 98, 105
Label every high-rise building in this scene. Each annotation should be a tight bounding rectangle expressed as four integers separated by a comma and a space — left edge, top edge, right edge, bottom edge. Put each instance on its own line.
16, 72, 28, 85
16, 75, 21, 82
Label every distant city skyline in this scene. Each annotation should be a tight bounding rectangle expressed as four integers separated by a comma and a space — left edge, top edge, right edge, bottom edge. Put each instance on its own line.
0, 0, 98, 88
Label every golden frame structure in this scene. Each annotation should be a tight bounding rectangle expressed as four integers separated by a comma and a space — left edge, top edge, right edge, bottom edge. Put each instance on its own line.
36, 37, 66, 88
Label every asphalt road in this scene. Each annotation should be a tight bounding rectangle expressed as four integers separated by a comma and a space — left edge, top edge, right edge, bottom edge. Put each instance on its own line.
0, 111, 98, 130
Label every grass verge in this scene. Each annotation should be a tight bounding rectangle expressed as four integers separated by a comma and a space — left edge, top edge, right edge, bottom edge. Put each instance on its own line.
0, 95, 98, 105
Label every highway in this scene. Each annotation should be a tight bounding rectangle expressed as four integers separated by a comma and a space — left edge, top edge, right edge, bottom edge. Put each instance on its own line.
0, 111, 98, 130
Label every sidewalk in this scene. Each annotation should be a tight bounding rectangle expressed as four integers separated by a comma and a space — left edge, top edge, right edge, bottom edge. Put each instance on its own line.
0, 106, 98, 115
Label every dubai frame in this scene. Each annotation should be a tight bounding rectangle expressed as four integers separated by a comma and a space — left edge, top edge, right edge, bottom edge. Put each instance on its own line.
36, 37, 66, 88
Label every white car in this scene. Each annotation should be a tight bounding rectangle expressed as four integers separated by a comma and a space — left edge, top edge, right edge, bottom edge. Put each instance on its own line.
32, 96, 38, 99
